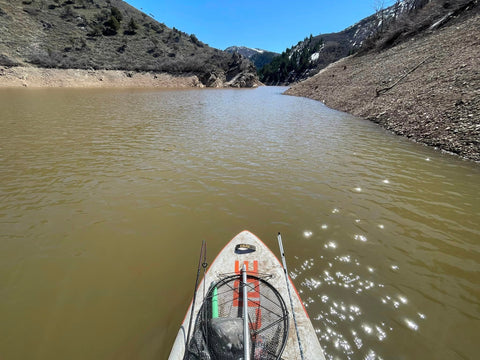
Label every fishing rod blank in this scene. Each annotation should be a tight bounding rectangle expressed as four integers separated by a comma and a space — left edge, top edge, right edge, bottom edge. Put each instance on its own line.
277, 232, 305, 360
184, 240, 206, 359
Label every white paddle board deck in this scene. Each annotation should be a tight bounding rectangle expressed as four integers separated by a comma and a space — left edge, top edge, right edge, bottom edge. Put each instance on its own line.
169, 230, 325, 360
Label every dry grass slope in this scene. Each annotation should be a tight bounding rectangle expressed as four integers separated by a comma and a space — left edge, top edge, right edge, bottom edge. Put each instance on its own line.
0, 0, 259, 87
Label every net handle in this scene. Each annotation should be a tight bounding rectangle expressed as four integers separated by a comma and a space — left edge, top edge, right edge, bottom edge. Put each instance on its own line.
235, 243, 257, 252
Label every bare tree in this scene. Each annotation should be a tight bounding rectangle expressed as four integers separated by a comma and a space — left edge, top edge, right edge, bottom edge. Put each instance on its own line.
393, 0, 402, 20
373, 0, 386, 33
409, 0, 430, 11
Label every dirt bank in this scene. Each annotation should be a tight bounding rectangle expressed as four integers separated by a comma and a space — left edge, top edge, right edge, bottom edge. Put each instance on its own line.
286, 14, 479, 162
0, 66, 204, 88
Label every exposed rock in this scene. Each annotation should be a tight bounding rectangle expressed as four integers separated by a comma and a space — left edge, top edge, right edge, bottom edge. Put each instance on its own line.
201, 70, 225, 88
226, 72, 259, 88
198, 52, 261, 88
224, 52, 261, 88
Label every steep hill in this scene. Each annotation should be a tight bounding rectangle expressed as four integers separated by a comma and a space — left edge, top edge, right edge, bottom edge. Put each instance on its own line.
225, 46, 279, 70
259, 0, 426, 85
0, 0, 259, 87
286, 3, 479, 161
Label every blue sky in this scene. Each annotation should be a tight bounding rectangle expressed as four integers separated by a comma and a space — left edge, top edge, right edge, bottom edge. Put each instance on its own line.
124, 1, 395, 53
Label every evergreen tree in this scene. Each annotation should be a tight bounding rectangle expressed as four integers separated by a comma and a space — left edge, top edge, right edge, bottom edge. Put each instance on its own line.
103, 15, 120, 35
126, 17, 138, 35
110, 7, 123, 23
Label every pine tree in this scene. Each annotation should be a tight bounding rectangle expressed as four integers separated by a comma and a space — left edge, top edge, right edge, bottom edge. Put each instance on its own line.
126, 17, 138, 35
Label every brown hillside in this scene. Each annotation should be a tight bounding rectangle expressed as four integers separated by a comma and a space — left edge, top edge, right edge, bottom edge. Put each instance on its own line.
0, 0, 259, 87
286, 12, 479, 161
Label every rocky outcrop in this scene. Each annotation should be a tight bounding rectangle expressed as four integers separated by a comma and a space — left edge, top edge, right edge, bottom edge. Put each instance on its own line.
225, 52, 262, 88
199, 52, 262, 88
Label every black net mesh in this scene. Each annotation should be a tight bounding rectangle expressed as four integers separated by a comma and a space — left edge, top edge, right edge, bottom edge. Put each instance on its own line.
185, 274, 289, 360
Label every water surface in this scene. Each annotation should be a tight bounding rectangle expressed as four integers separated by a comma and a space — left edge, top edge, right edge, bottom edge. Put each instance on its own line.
0, 87, 478, 359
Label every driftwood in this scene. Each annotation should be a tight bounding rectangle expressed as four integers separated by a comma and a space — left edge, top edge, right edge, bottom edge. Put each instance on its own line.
376, 56, 430, 96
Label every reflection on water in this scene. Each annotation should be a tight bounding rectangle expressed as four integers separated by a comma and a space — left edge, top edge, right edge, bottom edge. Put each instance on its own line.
0, 87, 479, 360
293, 191, 479, 360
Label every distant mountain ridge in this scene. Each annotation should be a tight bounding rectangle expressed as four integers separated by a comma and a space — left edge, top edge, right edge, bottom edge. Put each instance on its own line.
0, 0, 259, 87
225, 46, 279, 70
225, 46, 267, 58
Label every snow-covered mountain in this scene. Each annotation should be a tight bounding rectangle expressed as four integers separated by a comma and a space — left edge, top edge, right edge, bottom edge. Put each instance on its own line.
225, 46, 265, 58
225, 46, 279, 69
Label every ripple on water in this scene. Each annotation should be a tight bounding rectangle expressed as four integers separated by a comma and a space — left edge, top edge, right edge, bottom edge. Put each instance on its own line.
1, 87, 477, 360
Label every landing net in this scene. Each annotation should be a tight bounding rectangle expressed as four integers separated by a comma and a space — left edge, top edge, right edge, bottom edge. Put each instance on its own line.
185, 274, 289, 360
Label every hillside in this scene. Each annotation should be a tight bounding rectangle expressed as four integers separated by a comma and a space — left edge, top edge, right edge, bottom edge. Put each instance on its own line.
225, 46, 279, 70
259, 0, 445, 85
259, 30, 366, 85
0, 0, 259, 87
286, 5, 479, 161
258, 8, 388, 85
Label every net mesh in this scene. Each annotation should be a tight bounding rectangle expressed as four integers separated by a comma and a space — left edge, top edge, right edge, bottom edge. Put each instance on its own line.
186, 274, 289, 360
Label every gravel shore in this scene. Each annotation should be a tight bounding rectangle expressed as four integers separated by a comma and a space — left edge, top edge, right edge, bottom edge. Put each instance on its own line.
286, 14, 479, 162
0, 66, 204, 88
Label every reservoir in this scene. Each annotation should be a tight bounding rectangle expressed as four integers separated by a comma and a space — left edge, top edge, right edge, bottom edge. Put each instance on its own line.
0, 86, 478, 359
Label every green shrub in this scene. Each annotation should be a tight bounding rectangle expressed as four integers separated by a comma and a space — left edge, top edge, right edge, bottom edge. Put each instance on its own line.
87, 24, 103, 37
125, 17, 138, 35
110, 6, 123, 23
190, 34, 203, 47
103, 15, 120, 35
0, 54, 20, 67
60, 5, 75, 19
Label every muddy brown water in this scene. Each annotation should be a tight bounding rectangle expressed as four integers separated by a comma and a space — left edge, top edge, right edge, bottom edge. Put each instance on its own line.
0, 87, 478, 360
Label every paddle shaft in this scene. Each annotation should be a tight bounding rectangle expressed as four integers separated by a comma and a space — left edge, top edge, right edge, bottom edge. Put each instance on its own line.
277, 233, 305, 360
242, 264, 251, 360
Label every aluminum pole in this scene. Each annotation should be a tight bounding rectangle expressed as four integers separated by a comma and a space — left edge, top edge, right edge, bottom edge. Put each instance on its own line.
242, 264, 250, 360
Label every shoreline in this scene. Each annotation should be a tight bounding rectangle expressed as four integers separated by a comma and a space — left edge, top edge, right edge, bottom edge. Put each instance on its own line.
286, 14, 479, 162
0, 66, 204, 89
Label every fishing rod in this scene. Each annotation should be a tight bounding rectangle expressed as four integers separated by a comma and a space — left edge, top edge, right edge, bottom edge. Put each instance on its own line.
277, 232, 305, 360
184, 240, 207, 360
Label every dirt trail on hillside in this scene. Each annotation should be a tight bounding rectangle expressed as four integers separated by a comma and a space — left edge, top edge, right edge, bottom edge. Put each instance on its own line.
286, 14, 479, 162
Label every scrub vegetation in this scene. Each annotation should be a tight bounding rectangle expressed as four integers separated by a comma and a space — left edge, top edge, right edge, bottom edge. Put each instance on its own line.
0, 0, 258, 86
